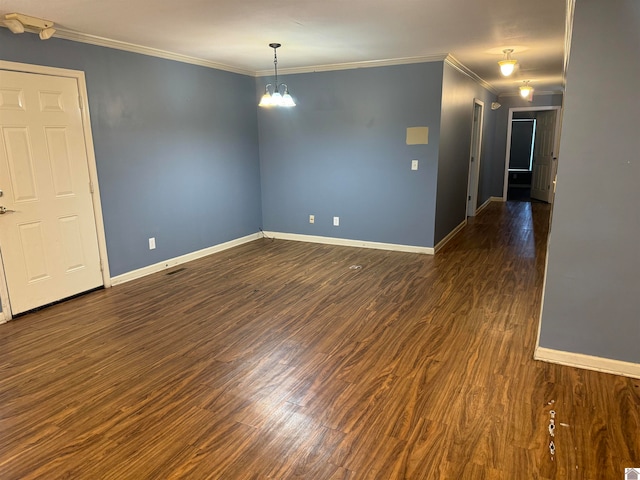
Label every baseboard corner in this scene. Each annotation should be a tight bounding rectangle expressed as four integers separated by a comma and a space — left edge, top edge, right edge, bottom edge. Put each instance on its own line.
111, 232, 261, 286
434, 219, 467, 253
535, 346, 640, 379
261, 232, 434, 255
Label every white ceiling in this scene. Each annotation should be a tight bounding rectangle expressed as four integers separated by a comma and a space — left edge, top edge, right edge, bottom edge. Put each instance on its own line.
0, 0, 568, 95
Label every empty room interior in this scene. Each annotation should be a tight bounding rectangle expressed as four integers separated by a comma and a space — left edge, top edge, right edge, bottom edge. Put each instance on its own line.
0, 0, 638, 478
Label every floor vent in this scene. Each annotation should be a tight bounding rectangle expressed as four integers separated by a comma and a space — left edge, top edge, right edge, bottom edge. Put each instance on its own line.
166, 267, 186, 276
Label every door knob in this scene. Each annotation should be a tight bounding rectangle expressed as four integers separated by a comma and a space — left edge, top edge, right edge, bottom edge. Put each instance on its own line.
0, 206, 16, 214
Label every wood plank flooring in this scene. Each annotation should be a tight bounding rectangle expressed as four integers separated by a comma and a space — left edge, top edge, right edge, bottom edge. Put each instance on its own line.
1, 201, 638, 479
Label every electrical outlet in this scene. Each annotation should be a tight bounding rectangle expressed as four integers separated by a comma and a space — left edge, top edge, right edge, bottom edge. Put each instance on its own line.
333, 216, 340, 226
309, 214, 315, 224
411, 159, 419, 170
149, 237, 156, 250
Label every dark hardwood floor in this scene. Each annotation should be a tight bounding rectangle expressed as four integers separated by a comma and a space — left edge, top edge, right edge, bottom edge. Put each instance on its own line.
1, 201, 638, 479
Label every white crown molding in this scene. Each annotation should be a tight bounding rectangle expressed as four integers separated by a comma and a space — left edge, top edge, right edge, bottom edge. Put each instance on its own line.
498, 90, 564, 98
259, 53, 499, 96
5, 25, 501, 94
4, 25, 452, 78
563, 0, 576, 86
535, 346, 640, 379
255, 54, 449, 77
444, 54, 497, 94
52, 28, 254, 76
261, 231, 434, 255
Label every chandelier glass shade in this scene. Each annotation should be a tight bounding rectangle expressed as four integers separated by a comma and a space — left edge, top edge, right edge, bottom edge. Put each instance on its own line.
498, 49, 517, 76
520, 82, 534, 98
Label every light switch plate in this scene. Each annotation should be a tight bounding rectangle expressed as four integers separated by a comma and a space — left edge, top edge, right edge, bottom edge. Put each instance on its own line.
411, 160, 419, 170
333, 216, 339, 226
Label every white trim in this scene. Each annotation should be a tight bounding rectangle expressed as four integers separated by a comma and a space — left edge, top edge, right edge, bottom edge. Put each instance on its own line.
111, 233, 261, 285
0, 245, 10, 323
51, 29, 254, 76
76, 70, 112, 288
475, 196, 501, 215
476, 198, 493, 214
564, 0, 576, 87
4, 27, 492, 82
0, 59, 103, 80
466, 99, 485, 216
434, 219, 467, 253
502, 106, 562, 201
444, 55, 497, 94
499, 90, 564, 98
0, 61, 111, 319
261, 232, 434, 255
535, 232, 552, 354
535, 346, 640, 380
256, 54, 450, 77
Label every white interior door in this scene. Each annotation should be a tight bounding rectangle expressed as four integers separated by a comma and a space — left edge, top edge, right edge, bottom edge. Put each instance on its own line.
466, 100, 484, 216
0, 70, 103, 315
530, 110, 558, 203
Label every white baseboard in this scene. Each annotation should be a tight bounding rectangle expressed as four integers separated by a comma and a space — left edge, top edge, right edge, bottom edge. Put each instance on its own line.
535, 346, 640, 379
262, 231, 434, 255
434, 219, 466, 253
111, 232, 262, 285
476, 196, 502, 214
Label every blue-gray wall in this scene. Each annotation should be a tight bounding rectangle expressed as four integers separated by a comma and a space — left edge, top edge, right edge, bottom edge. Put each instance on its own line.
1, 29, 504, 308
0, 29, 262, 276
434, 62, 497, 244
258, 62, 444, 248
538, 0, 640, 363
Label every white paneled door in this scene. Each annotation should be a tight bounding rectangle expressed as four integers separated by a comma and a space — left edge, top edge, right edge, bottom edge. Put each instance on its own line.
530, 110, 558, 203
0, 70, 103, 315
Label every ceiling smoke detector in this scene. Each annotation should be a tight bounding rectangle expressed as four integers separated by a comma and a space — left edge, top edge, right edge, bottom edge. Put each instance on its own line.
2, 13, 56, 40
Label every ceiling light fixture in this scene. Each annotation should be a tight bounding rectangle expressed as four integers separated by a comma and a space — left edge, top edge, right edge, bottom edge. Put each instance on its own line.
520, 81, 534, 99
498, 49, 517, 77
2, 13, 56, 40
259, 43, 295, 108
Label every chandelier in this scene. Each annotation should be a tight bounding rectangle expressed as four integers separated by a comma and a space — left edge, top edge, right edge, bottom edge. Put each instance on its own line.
259, 43, 296, 108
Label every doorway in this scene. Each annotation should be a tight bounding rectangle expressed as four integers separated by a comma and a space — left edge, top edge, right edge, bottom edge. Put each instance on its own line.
507, 115, 536, 200
466, 99, 484, 216
0, 61, 111, 321
502, 106, 562, 203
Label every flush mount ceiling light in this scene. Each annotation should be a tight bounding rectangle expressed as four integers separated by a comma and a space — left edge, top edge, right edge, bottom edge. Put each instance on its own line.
2, 13, 56, 40
520, 81, 534, 99
259, 43, 295, 108
498, 49, 517, 77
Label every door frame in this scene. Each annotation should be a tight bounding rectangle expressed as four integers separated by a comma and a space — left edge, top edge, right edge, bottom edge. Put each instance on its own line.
0, 61, 111, 322
502, 105, 562, 202
466, 99, 484, 216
